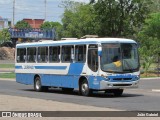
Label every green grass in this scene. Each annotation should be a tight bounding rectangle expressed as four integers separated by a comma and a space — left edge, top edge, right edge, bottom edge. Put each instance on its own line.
0, 64, 14, 68
0, 72, 15, 78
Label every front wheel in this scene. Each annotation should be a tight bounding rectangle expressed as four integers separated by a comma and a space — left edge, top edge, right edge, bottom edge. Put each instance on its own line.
34, 77, 48, 92
80, 80, 92, 96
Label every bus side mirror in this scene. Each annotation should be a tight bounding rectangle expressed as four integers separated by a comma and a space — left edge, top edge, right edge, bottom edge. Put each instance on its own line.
98, 51, 102, 56
98, 46, 102, 56
71, 53, 74, 60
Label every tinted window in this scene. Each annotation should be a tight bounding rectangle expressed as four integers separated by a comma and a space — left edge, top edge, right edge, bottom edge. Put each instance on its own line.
49, 46, 60, 62
17, 48, 26, 63
27, 47, 36, 63
62, 46, 74, 62
37, 47, 48, 63
75, 45, 86, 62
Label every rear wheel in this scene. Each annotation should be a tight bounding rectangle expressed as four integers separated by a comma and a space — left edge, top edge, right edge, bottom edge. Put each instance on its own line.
80, 80, 92, 96
34, 77, 48, 92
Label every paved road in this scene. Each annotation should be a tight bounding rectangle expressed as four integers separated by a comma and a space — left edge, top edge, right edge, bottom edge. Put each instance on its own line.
0, 78, 160, 111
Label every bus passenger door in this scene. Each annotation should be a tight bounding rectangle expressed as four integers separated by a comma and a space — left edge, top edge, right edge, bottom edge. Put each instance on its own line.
87, 44, 99, 89
87, 44, 98, 74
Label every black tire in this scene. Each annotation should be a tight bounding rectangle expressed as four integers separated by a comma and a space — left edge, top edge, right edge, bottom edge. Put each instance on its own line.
62, 88, 74, 93
34, 77, 48, 92
79, 80, 92, 96
113, 89, 123, 97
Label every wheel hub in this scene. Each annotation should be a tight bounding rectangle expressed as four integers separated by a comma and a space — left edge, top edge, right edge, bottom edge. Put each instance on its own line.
36, 80, 40, 90
82, 83, 88, 93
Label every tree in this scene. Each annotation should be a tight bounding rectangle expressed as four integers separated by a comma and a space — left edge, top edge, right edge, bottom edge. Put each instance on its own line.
40, 21, 62, 40
150, 0, 160, 12
40, 21, 62, 29
138, 13, 160, 57
15, 20, 31, 29
138, 13, 160, 75
61, 1, 98, 38
141, 13, 160, 39
93, 0, 152, 38
0, 28, 11, 43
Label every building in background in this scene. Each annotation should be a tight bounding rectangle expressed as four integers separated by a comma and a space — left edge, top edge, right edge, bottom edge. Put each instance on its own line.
0, 16, 11, 31
23, 18, 44, 29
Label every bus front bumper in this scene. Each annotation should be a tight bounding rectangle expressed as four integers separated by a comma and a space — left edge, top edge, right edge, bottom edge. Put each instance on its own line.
100, 80, 139, 90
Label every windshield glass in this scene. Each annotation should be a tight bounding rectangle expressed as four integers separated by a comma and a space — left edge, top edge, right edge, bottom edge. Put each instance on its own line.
101, 43, 139, 73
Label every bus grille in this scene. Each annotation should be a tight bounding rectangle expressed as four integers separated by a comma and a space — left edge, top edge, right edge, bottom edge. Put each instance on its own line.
113, 78, 132, 81
113, 84, 132, 86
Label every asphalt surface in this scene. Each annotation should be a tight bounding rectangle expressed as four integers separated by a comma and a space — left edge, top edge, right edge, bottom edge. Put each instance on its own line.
0, 78, 160, 111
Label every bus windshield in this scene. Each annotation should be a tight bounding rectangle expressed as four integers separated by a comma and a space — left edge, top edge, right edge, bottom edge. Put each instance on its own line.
101, 43, 139, 73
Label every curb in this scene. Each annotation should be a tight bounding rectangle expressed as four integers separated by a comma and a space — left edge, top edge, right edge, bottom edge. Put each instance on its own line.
140, 77, 160, 80
0, 78, 15, 81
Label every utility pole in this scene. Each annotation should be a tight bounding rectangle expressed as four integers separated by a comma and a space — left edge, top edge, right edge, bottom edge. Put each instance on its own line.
45, 0, 47, 21
12, 0, 15, 27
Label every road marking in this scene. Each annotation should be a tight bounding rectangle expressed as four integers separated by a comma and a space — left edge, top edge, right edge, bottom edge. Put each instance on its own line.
152, 89, 160, 92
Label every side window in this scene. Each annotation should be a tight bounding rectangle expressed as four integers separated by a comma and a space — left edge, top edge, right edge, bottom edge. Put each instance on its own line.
75, 45, 86, 62
27, 47, 36, 63
17, 48, 26, 63
49, 46, 60, 62
88, 44, 98, 72
62, 46, 74, 62
37, 47, 48, 63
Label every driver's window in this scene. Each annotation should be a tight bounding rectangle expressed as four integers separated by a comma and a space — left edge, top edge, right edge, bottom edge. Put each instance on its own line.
88, 44, 98, 72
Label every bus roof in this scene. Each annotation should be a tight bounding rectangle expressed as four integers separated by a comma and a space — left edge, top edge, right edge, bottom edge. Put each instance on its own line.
16, 38, 137, 48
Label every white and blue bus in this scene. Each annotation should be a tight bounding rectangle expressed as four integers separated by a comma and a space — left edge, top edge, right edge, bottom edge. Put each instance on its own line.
15, 38, 140, 96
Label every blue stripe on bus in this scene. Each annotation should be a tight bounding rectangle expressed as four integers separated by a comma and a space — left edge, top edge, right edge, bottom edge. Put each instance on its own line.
68, 63, 84, 75
15, 66, 67, 70
35, 66, 67, 70
15, 66, 23, 69
16, 73, 80, 88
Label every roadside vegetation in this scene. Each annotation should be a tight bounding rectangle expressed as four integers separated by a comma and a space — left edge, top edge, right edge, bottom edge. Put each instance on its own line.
0, 72, 15, 79
0, 64, 14, 68
0, 64, 15, 79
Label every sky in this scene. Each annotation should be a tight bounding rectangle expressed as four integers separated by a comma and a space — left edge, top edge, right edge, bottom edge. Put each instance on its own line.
0, 0, 90, 24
